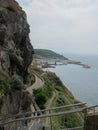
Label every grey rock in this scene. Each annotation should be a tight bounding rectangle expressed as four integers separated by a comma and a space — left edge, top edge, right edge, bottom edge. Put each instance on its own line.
0, 0, 34, 115
0, 0, 34, 82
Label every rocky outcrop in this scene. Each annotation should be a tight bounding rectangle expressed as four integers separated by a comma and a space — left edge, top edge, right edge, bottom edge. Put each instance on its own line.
0, 0, 34, 115
0, 0, 34, 82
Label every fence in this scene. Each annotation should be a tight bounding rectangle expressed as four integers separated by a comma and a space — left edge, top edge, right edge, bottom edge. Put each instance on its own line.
0, 103, 98, 130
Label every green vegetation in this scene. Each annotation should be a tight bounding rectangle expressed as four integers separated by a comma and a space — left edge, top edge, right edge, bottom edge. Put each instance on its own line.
33, 68, 83, 129
33, 89, 47, 109
27, 73, 35, 85
33, 72, 53, 109
34, 49, 68, 60
0, 75, 11, 96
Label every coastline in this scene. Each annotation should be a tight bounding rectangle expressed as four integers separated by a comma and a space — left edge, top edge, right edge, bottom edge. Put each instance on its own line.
32, 54, 98, 107
32, 58, 91, 69
66, 59, 91, 68
42, 55, 98, 106
33, 67, 84, 128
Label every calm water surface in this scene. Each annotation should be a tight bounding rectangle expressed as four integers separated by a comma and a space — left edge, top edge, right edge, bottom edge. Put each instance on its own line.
44, 54, 98, 106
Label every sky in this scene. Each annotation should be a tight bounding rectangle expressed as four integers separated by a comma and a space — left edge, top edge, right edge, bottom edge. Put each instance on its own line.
17, 0, 98, 54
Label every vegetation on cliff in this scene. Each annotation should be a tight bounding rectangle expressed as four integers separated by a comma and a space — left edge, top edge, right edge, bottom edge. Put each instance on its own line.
34, 49, 68, 60
33, 67, 83, 129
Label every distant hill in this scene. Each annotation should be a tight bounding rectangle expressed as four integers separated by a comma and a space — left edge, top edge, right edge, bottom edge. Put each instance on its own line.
34, 49, 68, 60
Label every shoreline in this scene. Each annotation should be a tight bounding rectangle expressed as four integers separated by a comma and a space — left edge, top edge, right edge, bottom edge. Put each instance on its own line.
33, 58, 91, 69
34, 68, 85, 130
66, 59, 91, 68
33, 67, 84, 128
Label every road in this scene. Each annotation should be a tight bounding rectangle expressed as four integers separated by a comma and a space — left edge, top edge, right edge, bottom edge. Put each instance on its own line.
25, 72, 44, 129
26, 73, 44, 111
27, 74, 44, 94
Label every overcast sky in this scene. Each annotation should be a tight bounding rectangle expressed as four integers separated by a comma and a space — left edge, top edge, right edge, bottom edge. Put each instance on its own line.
17, 0, 98, 54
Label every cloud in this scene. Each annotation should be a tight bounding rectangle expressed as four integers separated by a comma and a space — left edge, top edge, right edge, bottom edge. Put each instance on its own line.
17, 0, 98, 54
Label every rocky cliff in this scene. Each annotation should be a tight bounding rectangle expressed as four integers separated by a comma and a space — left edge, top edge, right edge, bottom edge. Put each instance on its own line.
0, 0, 34, 115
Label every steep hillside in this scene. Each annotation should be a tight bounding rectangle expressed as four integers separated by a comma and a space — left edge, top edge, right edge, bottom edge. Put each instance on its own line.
33, 67, 84, 129
34, 49, 68, 60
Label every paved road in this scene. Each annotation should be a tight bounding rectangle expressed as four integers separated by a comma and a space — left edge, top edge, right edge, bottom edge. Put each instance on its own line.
27, 74, 44, 94
25, 73, 44, 130
26, 73, 44, 111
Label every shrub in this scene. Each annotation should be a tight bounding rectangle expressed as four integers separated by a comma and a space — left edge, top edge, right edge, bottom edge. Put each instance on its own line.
33, 89, 47, 109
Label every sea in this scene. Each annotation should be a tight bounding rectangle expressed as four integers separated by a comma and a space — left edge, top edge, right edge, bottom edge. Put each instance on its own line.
43, 53, 98, 106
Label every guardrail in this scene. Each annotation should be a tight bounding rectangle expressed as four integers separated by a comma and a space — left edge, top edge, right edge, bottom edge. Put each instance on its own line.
0, 103, 86, 122
0, 107, 86, 130
84, 105, 98, 117
38, 102, 86, 113
0, 103, 86, 130
0, 104, 98, 130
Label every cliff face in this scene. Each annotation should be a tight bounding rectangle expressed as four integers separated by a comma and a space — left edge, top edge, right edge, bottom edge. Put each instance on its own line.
0, 0, 34, 115
0, 0, 34, 82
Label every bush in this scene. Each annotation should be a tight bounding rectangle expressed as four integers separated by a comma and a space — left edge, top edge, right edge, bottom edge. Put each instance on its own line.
33, 89, 47, 109
43, 72, 63, 86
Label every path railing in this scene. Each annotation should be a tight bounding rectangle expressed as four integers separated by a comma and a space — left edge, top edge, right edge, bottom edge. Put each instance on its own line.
0, 103, 98, 130
0, 103, 86, 122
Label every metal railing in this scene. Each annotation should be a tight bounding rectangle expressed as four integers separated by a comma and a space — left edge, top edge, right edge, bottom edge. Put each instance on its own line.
0, 102, 85, 121
86, 105, 98, 115
0, 104, 98, 130
0, 103, 86, 130
0, 108, 85, 130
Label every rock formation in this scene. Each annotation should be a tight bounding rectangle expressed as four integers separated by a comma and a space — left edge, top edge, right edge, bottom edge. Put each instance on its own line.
0, 0, 34, 82
0, 0, 34, 115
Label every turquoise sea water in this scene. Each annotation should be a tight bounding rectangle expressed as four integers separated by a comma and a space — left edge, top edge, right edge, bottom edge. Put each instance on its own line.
44, 54, 98, 106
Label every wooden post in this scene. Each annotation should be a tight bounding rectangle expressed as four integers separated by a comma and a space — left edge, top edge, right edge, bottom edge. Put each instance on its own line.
49, 110, 53, 130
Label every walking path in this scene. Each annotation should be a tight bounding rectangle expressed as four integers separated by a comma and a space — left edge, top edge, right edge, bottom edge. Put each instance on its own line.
24, 72, 44, 129
27, 74, 43, 94
26, 72, 44, 111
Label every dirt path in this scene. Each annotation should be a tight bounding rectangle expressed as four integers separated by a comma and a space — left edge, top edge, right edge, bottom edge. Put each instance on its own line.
45, 91, 57, 128
46, 91, 57, 109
